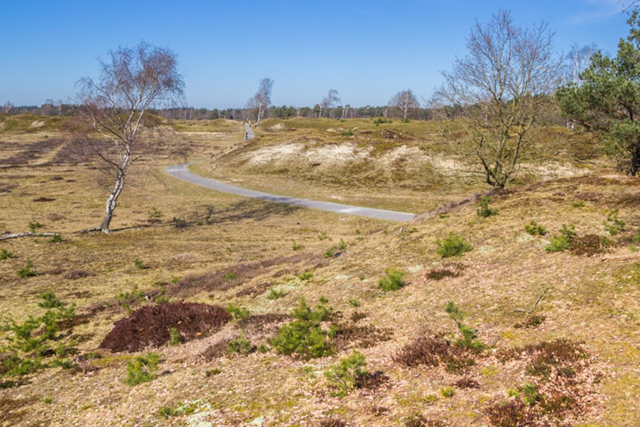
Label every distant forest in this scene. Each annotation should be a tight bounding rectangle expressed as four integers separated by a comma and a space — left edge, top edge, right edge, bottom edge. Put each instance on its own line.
1, 96, 565, 126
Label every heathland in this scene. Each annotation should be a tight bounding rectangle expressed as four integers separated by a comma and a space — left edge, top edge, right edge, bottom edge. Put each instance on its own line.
1, 115, 639, 426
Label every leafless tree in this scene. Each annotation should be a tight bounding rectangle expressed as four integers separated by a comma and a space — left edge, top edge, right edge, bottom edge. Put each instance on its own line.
245, 78, 273, 126
319, 89, 340, 118
432, 10, 559, 188
73, 41, 184, 233
562, 43, 598, 129
2, 101, 13, 114
389, 89, 420, 121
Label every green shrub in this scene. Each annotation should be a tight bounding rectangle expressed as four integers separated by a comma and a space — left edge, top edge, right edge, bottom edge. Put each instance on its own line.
317, 232, 329, 241
227, 334, 254, 355
522, 383, 540, 406
324, 351, 367, 396
223, 272, 239, 282
169, 328, 181, 346
340, 130, 354, 136
38, 291, 63, 309
291, 241, 303, 251
445, 302, 486, 353
373, 117, 392, 125
48, 233, 62, 243
266, 288, 286, 300
148, 207, 163, 218
298, 270, 314, 281
125, 353, 161, 386
571, 201, 585, 208
226, 304, 250, 321
28, 220, 42, 233
477, 196, 498, 217
116, 285, 145, 313
545, 235, 571, 252
604, 209, 626, 236
525, 221, 547, 236
348, 299, 360, 308
134, 258, 149, 270
17, 260, 37, 278
271, 299, 335, 359
440, 386, 456, 398
323, 246, 337, 258
378, 268, 406, 292
545, 224, 576, 253
436, 233, 472, 258
0, 248, 15, 260
171, 217, 188, 228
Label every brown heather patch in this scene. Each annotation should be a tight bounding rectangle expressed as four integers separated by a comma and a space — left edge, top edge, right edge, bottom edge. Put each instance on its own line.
166, 252, 324, 297
99, 302, 231, 352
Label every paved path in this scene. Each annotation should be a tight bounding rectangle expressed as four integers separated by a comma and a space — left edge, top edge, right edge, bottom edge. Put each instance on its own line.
164, 164, 416, 222
244, 123, 254, 140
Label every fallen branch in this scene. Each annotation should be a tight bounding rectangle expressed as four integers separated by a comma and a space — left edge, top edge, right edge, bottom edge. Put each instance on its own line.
514, 287, 548, 315
0, 232, 59, 241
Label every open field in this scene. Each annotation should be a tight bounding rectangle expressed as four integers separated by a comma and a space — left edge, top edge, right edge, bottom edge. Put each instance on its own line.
1, 116, 640, 426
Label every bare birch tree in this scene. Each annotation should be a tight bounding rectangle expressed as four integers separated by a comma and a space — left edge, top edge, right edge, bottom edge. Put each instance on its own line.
245, 78, 273, 126
319, 89, 340, 118
432, 10, 559, 188
74, 41, 184, 233
389, 89, 420, 121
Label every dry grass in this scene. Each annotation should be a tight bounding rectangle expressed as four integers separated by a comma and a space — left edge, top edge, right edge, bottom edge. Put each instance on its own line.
0, 116, 639, 426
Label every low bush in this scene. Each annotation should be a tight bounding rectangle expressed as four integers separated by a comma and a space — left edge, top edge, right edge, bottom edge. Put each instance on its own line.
0, 248, 15, 260
545, 224, 576, 253
125, 352, 161, 386
603, 209, 625, 236
226, 304, 250, 321
48, 233, 62, 243
477, 196, 498, 217
524, 221, 547, 236
378, 268, 405, 291
445, 302, 486, 353
436, 233, 472, 258
324, 351, 368, 396
271, 299, 336, 359
227, 333, 254, 355
17, 260, 37, 278
28, 220, 42, 233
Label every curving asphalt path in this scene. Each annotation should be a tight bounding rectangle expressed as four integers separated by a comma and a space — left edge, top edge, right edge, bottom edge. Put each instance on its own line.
164, 164, 416, 222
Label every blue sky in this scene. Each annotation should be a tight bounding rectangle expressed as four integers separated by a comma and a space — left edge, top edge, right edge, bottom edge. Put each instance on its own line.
0, 0, 630, 109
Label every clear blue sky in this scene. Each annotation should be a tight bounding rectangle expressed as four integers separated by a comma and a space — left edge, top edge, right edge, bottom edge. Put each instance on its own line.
0, 0, 630, 109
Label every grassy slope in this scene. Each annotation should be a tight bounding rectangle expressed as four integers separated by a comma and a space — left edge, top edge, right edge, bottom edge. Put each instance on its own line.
0, 116, 638, 426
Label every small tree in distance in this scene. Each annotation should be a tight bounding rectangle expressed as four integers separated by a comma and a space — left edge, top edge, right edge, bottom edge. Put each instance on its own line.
245, 77, 273, 126
432, 10, 559, 188
320, 89, 340, 118
389, 89, 420, 121
73, 41, 185, 233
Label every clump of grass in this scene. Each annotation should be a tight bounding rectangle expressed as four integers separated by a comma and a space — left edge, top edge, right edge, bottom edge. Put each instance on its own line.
378, 268, 406, 291
436, 233, 472, 258
291, 241, 303, 251
477, 196, 498, 217
324, 351, 368, 397
524, 221, 547, 236
317, 231, 329, 241
571, 201, 585, 208
125, 352, 161, 386
17, 260, 37, 278
323, 246, 337, 258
